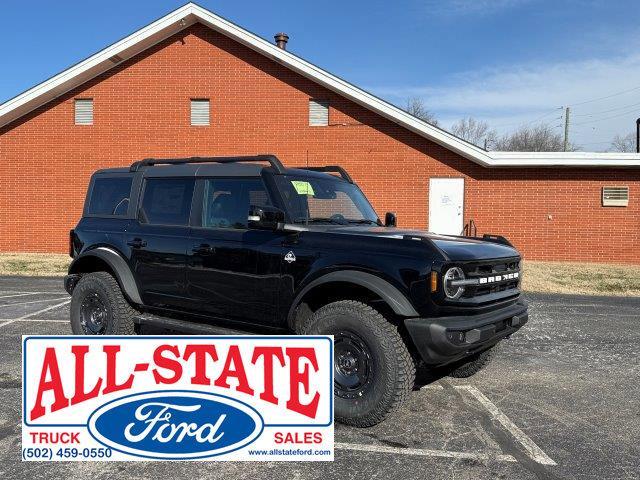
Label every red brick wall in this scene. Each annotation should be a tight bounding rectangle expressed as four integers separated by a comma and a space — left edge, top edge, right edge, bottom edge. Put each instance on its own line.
1, 24, 638, 263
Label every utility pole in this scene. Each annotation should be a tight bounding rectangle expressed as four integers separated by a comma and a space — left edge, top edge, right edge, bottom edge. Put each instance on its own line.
563, 107, 570, 152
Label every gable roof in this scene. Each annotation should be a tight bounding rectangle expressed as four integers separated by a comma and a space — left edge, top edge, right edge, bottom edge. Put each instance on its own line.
1, 2, 639, 168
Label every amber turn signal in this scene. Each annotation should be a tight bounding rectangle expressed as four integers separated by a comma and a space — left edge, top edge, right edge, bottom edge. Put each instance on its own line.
430, 271, 438, 293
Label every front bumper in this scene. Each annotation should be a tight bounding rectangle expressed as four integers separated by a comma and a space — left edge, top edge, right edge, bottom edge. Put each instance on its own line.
404, 300, 528, 366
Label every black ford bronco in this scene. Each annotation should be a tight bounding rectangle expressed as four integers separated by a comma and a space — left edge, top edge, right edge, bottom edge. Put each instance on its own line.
65, 155, 528, 427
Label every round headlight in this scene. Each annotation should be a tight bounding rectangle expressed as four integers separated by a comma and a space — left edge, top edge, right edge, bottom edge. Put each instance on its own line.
443, 267, 465, 299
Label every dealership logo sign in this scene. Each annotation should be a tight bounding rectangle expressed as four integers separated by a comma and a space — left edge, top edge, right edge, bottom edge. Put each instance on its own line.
87, 391, 263, 459
22, 336, 333, 461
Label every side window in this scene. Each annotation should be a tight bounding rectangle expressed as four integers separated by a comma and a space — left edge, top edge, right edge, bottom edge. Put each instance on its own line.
139, 178, 195, 226
202, 178, 269, 229
88, 177, 133, 216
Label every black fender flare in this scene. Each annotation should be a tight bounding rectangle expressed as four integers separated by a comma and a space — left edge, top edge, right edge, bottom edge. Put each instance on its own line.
287, 270, 419, 325
68, 247, 143, 305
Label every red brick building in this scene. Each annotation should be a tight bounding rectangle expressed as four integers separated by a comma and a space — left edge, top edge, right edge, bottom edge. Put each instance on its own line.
1, 3, 639, 262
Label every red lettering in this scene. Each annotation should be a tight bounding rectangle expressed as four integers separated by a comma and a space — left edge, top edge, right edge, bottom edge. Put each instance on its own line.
102, 346, 134, 394
251, 346, 285, 405
29, 431, 81, 444
70, 345, 102, 405
184, 345, 218, 385
30, 348, 68, 420
274, 431, 323, 444
152, 345, 182, 384
285, 347, 320, 418
214, 345, 254, 395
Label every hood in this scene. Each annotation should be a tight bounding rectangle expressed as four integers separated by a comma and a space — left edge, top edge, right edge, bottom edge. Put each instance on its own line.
323, 226, 520, 261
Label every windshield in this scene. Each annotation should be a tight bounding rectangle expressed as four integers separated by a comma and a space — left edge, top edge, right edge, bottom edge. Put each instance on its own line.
274, 174, 380, 225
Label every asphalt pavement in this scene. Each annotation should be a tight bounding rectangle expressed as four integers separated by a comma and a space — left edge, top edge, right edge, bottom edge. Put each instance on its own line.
0, 275, 638, 479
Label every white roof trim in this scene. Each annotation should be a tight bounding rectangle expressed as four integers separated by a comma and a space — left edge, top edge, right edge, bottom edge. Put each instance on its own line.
2, 2, 639, 168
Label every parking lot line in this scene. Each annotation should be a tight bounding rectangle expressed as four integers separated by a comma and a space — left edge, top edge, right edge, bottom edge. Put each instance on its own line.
0, 292, 50, 299
420, 384, 444, 390
455, 385, 557, 466
0, 299, 71, 328
335, 442, 516, 462
0, 318, 68, 324
0, 296, 68, 307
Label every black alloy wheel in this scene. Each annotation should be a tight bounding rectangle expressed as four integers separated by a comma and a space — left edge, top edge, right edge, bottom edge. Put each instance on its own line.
79, 292, 108, 334
334, 331, 374, 399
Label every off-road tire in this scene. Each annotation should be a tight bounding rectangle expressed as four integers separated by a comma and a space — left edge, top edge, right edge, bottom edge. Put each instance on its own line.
299, 300, 415, 427
70, 272, 138, 335
447, 345, 497, 378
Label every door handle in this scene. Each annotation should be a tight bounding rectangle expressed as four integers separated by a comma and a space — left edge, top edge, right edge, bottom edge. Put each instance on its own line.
127, 238, 147, 248
192, 243, 214, 254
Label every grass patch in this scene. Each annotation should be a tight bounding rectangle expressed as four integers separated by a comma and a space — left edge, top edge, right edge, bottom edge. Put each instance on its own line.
0, 253, 70, 277
522, 261, 640, 296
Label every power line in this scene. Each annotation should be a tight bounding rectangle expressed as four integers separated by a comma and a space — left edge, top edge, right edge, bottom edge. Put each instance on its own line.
572, 100, 640, 117
568, 85, 640, 107
491, 107, 562, 128
475, 84, 640, 132
572, 107, 640, 126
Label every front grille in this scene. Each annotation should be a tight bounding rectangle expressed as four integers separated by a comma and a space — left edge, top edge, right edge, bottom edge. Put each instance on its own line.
461, 258, 520, 299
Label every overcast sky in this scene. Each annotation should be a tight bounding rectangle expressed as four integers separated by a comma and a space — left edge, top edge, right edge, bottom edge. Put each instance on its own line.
1, 0, 639, 151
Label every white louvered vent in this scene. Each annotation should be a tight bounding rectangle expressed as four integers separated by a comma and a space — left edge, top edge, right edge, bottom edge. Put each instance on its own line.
191, 99, 210, 126
309, 99, 329, 126
74, 99, 93, 125
602, 186, 629, 207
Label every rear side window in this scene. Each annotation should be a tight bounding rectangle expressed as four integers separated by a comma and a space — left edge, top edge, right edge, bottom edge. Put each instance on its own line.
139, 178, 195, 226
87, 177, 133, 216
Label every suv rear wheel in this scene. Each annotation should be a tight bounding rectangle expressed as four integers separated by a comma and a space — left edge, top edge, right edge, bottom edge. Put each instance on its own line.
299, 300, 415, 427
70, 272, 138, 335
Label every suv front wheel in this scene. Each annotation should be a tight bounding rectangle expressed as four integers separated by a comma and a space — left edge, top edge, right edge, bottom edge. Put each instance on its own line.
70, 272, 138, 335
299, 300, 415, 427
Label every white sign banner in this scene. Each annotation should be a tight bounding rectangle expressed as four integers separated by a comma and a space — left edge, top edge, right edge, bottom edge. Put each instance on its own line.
22, 335, 334, 461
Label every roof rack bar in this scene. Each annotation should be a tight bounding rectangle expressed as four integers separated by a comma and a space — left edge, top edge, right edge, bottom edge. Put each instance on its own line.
294, 166, 354, 183
129, 154, 286, 173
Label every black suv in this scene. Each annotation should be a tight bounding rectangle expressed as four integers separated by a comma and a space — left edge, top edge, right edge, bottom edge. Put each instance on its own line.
65, 155, 528, 427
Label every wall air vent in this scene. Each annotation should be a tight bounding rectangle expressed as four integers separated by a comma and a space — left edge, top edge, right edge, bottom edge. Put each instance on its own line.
602, 186, 629, 207
74, 98, 93, 125
191, 99, 210, 126
309, 99, 329, 126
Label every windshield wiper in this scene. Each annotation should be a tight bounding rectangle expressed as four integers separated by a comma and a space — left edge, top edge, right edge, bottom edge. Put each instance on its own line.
347, 219, 381, 225
293, 217, 347, 225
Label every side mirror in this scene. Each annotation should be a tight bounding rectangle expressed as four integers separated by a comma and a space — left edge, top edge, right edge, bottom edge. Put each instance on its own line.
248, 205, 285, 230
384, 212, 397, 227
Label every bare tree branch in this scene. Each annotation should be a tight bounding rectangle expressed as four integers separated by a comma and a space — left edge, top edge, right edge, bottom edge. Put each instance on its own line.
494, 124, 576, 152
609, 132, 636, 152
405, 96, 438, 126
451, 117, 497, 149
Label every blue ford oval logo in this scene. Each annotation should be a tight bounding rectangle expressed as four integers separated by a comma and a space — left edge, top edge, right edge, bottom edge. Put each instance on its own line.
87, 391, 264, 459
